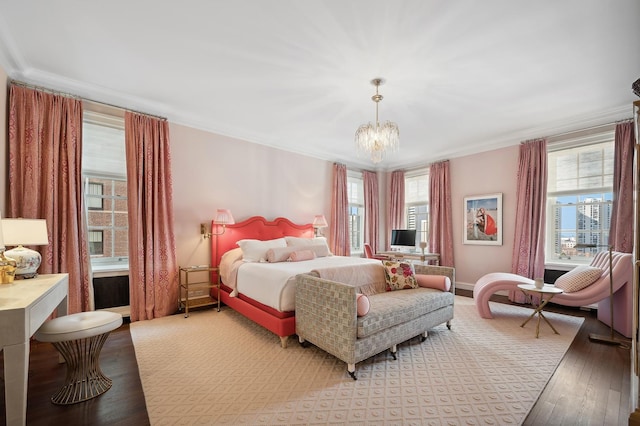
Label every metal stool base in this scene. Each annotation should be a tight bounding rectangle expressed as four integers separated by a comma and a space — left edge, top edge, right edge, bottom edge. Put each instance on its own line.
50, 332, 113, 405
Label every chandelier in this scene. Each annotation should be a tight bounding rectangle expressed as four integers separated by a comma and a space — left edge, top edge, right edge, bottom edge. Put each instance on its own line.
355, 78, 400, 164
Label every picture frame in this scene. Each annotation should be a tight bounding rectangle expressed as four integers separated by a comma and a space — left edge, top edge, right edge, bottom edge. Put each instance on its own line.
463, 193, 502, 245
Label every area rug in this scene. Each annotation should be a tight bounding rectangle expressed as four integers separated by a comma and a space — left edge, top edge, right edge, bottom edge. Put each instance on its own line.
130, 296, 584, 425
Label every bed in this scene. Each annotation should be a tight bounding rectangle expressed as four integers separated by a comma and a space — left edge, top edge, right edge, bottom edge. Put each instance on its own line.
210, 216, 380, 347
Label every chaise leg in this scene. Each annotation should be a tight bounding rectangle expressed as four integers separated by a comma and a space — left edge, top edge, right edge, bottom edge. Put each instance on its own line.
446, 320, 452, 330
421, 331, 428, 342
298, 336, 309, 348
348, 364, 357, 380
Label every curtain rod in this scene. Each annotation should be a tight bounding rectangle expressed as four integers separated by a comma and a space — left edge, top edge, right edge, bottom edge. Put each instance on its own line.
9, 79, 167, 121
540, 117, 633, 142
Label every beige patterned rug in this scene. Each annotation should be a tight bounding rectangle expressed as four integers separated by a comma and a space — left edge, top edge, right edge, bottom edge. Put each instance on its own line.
130, 296, 584, 425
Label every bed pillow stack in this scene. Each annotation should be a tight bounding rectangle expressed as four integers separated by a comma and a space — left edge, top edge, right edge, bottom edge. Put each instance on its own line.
236, 238, 286, 262
237, 236, 332, 263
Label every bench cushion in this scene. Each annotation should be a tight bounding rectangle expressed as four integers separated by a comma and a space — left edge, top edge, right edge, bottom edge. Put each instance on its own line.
357, 288, 453, 338
35, 311, 123, 342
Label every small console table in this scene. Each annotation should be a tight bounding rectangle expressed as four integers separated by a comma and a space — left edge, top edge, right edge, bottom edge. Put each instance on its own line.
0, 273, 69, 426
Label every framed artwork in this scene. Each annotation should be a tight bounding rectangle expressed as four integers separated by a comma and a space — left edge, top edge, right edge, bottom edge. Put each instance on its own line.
463, 193, 502, 245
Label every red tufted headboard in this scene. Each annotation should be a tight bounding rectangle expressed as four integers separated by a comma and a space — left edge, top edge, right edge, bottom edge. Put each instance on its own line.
210, 216, 314, 268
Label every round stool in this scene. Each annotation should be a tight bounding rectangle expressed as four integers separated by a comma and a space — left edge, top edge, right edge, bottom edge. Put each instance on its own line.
34, 310, 123, 405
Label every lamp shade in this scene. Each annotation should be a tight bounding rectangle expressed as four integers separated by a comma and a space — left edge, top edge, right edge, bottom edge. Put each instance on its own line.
0, 212, 4, 252
2, 219, 49, 246
213, 209, 235, 225
2, 218, 49, 279
312, 215, 328, 228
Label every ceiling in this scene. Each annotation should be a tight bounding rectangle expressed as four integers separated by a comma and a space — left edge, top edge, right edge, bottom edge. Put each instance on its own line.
0, 0, 638, 170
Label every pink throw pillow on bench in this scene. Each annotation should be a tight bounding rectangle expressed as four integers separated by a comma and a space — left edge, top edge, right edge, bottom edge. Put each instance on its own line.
356, 293, 370, 316
415, 274, 451, 292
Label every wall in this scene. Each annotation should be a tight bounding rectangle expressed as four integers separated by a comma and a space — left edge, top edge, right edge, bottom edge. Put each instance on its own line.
450, 145, 519, 287
169, 123, 333, 269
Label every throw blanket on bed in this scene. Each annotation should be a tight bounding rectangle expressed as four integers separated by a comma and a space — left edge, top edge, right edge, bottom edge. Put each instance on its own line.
310, 263, 386, 296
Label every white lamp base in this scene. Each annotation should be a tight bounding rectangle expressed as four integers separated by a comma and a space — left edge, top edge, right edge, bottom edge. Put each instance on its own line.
4, 245, 42, 279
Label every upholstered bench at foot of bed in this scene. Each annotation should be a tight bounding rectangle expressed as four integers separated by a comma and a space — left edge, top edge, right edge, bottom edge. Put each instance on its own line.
473, 272, 533, 319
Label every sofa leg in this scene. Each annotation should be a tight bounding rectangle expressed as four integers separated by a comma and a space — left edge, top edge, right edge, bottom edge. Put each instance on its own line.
390, 344, 397, 360
298, 336, 308, 348
348, 364, 357, 380
421, 331, 428, 342
279, 336, 289, 348
446, 320, 452, 330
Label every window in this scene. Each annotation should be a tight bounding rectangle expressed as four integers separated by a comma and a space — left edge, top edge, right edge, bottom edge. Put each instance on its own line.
546, 136, 614, 265
86, 182, 104, 210
405, 171, 429, 248
347, 172, 364, 254
88, 230, 104, 255
82, 110, 128, 269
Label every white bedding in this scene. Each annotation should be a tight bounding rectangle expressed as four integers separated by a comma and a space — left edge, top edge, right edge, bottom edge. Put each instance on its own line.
233, 256, 380, 312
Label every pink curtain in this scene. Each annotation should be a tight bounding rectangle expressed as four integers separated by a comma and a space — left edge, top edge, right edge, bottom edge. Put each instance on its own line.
510, 139, 547, 303
8, 85, 91, 314
125, 112, 179, 321
329, 163, 350, 256
429, 161, 454, 267
387, 170, 405, 250
609, 122, 634, 253
363, 170, 379, 253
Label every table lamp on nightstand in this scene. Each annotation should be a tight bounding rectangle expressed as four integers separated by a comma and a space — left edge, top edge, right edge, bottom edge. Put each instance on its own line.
0, 213, 17, 284
2, 218, 49, 279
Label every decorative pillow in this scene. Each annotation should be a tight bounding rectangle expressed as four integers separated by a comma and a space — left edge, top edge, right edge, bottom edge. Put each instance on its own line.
554, 265, 603, 293
383, 260, 418, 291
266, 247, 296, 263
356, 293, 370, 316
288, 249, 316, 262
415, 274, 451, 292
308, 244, 330, 258
236, 238, 287, 262
285, 236, 327, 247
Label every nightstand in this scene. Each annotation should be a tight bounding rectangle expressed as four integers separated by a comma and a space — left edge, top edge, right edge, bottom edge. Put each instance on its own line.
178, 265, 219, 317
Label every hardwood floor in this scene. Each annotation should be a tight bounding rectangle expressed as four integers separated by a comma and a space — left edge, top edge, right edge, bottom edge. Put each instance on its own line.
0, 293, 632, 425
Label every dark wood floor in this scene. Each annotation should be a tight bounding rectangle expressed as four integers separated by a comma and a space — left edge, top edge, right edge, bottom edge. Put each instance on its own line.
0, 293, 633, 425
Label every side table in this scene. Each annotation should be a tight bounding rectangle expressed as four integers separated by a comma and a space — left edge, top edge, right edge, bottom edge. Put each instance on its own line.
178, 266, 219, 317
517, 283, 564, 338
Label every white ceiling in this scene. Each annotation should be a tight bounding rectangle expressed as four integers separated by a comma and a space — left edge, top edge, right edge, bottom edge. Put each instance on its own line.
0, 0, 638, 170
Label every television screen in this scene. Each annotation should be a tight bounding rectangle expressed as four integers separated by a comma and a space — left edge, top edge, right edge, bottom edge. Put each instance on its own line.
391, 229, 417, 248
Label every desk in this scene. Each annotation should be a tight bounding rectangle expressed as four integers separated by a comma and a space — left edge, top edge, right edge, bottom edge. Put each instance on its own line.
0, 273, 69, 426
378, 251, 440, 265
517, 283, 563, 338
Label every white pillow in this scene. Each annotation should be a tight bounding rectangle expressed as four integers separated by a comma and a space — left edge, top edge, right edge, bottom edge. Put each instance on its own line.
285, 236, 327, 247
554, 265, 603, 293
236, 238, 287, 262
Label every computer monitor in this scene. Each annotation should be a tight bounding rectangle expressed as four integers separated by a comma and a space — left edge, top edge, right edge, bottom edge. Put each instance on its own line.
390, 229, 417, 250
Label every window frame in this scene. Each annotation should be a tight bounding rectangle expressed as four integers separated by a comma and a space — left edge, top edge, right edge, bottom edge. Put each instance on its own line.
82, 109, 129, 272
347, 170, 365, 255
404, 169, 430, 249
545, 129, 614, 267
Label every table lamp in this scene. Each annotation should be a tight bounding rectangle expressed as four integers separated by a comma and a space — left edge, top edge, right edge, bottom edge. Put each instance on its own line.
312, 215, 328, 237
2, 218, 49, 279
0, 212, 17, 284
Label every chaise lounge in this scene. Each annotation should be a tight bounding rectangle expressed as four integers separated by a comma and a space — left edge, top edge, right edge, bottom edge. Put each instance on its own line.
473, 251, 633, 337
